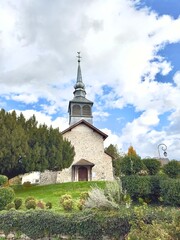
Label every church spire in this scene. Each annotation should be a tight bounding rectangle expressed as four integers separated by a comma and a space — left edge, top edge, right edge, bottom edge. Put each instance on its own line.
73, 52, 86, 98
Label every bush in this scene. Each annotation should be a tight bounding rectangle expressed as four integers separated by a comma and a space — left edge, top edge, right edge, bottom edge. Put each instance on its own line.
60, 194, 74, 211
143, 158, 161, 175
6, 202, 15, 210
25, 200, 36, 209
121, 175, 151, 201
0, 187, 15, 210
121, 155, 146, 175
160, 178, 180, 206
0, 208, 177, 240
25, 196, 35, 204
0, 175, 8, 186
14, 198, 23, 210
163, 160, 180, 178
36, 200, 45, 209
46, 201, 52, 209
84, 179, 129, 210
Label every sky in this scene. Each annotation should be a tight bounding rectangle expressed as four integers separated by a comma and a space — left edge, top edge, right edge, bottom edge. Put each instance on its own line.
0, 0, 180, 160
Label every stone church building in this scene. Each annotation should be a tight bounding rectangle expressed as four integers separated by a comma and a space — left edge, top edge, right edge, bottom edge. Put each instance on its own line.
56, 53, 114, 182
21, 54, 114, 184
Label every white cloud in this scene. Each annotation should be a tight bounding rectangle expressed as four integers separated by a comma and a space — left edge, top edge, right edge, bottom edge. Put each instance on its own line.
0, 0, 180, 160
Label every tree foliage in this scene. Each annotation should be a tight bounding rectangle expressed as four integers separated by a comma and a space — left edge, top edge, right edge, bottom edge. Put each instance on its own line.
163, 160, 180, 178
142, 158, 161, 175
105, 144, 124, 177
0, 109, 75, 178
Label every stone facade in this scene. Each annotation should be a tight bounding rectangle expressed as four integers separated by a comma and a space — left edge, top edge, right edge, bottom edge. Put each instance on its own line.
56, 121, 114, 183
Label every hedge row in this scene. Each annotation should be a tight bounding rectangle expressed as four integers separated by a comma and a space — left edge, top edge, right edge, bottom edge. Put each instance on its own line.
0, 209, 131, 239
0, 208, 177, 240
121, 175, 180, 206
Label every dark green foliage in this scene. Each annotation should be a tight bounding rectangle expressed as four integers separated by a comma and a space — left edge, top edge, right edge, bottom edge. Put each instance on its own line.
0, 208, 178, 239
25, 199, 36, 209
0, 109, 75, 178
149, 175, 168, 203
121, 155, 146, 175
5, 202, 15, 210
14, 197, 23, 210
163, 160, 180, 178
46, 201, 52, 209
105, 144, 123, 177
0, 187, 15, 210
25, 196, 36, 204
0, 175, 8, 186
121, 175, 151, 201
160, 178, 180, 206
142, 158, 161, 175
122, 175, 180, 206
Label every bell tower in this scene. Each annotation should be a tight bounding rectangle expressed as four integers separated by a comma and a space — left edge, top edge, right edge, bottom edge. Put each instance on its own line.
68, 52, 93, 125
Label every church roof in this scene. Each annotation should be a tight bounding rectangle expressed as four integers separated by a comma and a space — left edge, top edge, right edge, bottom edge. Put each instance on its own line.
73, 159, 95, 166
61, 119, 108, 140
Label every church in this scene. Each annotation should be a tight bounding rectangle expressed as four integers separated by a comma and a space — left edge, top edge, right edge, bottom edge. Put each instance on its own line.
21, 53, 114, 184
56, 53, 114, 182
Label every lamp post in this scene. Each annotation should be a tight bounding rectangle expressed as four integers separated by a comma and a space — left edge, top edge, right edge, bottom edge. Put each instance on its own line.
158, 143, 167, 159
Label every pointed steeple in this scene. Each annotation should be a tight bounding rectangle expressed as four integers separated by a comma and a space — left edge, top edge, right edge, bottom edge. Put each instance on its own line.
68, 52, 94, 126
73, 52, 86, 98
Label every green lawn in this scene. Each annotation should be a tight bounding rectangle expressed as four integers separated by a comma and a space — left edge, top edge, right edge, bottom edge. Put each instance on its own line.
13, 181, 106, 211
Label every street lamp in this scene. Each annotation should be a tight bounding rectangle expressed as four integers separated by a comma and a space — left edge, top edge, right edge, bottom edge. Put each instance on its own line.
158, 143, 167, 159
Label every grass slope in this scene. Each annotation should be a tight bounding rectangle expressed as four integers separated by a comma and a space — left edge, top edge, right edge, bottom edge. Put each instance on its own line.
14, 181, 106, 211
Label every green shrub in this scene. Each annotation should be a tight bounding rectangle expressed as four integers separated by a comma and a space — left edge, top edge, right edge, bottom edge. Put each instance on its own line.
60, 194, 74, 211
163, 160, 180, 178
6, 202, 15, 210
149, 175, 168, 203
25, 199, 36, 209
160, 178, 180, 206
25, 196, 35, 204
0, 175, 8, 186
0, 208, 178, 239
0, 187, 15, 210
46, 201, 52, 209
79, 191, 89, 200
143, 158, 161, 175
121, 175, 151, 201
14, 198, 23, 210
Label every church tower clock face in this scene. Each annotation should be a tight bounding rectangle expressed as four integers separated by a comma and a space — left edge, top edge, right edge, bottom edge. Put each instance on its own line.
68, 52, 93, 126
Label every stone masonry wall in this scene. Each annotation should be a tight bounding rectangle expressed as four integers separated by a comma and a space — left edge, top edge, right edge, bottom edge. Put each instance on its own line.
56, 123, 114, 183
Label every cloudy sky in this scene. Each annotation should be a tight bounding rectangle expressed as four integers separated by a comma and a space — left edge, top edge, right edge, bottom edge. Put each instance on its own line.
0, 0, 180, 160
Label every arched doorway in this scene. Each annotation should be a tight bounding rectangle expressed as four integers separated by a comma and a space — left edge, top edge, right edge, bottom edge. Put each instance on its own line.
78, 166, 88, 181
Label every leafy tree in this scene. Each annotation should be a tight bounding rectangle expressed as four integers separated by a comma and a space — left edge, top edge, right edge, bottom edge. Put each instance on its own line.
105, 144, 124, 177
121, 146, 146, 175
142, 158, 161, 175
0, 109, 75, 178
163, 160, 180, 178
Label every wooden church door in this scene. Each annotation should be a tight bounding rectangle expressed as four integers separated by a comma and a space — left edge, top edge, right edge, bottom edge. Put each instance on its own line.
78, 166, 88, 181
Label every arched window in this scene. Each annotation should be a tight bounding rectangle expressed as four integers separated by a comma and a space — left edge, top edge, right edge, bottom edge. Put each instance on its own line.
82, 105, 91, 116
72, 105, 81, 115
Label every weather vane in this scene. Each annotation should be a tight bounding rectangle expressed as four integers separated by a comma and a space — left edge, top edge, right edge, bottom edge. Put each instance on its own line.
77, 51, 82, 63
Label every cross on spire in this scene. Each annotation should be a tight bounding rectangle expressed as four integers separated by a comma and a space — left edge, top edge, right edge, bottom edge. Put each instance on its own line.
77, 51, 82, 63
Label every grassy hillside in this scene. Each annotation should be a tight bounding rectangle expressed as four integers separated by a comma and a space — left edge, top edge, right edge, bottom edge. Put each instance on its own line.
13, 181, 106, 211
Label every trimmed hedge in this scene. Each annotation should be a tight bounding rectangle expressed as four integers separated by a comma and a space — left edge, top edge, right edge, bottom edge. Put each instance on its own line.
121, 175, 179, 206
0, 208, 177, 239
0, 175, 8, 186
0, 187, 15, 210
121, 175, 151, 201
0, 210, 131, 239
160, 178, 180, 206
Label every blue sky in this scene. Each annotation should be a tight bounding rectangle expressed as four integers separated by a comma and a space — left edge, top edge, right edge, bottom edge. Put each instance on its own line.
0, 0, 180, 160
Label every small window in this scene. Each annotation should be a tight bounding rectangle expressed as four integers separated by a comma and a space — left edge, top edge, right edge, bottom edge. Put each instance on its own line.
82, 105, 91, 116
72, 105, 81, 115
